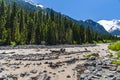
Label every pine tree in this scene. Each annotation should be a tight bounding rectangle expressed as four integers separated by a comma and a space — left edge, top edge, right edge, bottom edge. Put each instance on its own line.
0, 0, 7, 42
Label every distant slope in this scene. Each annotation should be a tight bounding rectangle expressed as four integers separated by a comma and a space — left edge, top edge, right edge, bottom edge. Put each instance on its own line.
78, 19, 109, 34
0, 0, 50, 12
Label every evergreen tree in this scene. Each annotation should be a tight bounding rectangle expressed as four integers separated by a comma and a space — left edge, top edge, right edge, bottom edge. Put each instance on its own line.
0, 1, 117, 45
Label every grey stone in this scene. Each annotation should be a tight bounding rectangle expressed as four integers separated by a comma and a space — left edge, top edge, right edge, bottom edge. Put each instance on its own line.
111, 77, 116, 80
89, 56, 96, 60
88, 66, 96, 71
93, 70, 98, 74
103, 59, 112, 65
90, 61, 96, 67
80, 57, 88, 60
87, 76, 92, 80
97, 66, 102, 71
0, 76, 5, 80
109, 66, 117, 71
84, 77, 91, 80
84, 62, 91, 66
107, 74, 114, 77
30, 69, 37, 74
96, 60, 103, 65
0, 67, 4, 73
95, 72, 102, 77
116, 69, 120, 73
84, 69, 90, 74
20, 72, 29, 77
60, 48, 66, 53
80, 74, 87, 79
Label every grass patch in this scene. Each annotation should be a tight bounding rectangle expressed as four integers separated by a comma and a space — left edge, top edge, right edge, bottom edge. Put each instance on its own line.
117, 51, 120, 58
112, 60, 120, 65
108, 53, 113, 58
108, 41, 120, 51
103, 40, 112, 43
10, 41, 16, 46
85, 53, 99, 58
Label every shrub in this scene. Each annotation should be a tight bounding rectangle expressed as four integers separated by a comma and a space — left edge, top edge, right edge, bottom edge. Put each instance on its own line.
108, 53, 113, 58
103, 40, 112, 43
85, 53, 99, 58
0, 40, 6, 45
73, 41, 77, 44
112, 60, 120, 65
10, 41, 16, 46
117, 51, 120, 58
108, 41, 120, 51
93, 41, 97, 44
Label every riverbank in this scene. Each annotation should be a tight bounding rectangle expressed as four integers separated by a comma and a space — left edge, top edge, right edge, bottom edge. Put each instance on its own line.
0, 43, 117, 80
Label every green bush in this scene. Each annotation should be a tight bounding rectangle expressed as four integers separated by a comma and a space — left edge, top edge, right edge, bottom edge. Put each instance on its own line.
0, 40, 6, 45
108, 53, 113, 58
117, 51, 120, 58
98, 41, 103, 43
85, 53, 99, 58
103, 40, 112, 43
73, 41, 77, 44
108, 41, 120, 51
112, 60, 120, 65
10, 41, 16, 46
93, 41, 97, 44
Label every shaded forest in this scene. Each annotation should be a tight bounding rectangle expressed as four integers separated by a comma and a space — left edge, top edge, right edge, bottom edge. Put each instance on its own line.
0, 0, 117, 45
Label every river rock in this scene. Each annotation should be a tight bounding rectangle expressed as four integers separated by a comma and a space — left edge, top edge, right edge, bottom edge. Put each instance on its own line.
107, 73, 114, 77
20, 72, 29, 77
109, 65, 117, 71
95, 72, 102, 77
30, 69, 37, 74
96, 60, 103, 65
111, 77, 116, 80
80, 74, 87, 79
89, 56, 96, 60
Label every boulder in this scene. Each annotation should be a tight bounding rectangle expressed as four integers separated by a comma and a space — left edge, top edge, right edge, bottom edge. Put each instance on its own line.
80, 74, 87, 79
20, 72, 29, 77
95, 72, 102, 77
30, 69, 37, 74
89, 56, 96, 60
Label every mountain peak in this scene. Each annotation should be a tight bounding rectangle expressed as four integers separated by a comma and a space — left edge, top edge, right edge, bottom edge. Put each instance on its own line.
36, 4, 45, 9
98, 19, 120, 36
23, 0, 45, 9
98, 20, 120, 31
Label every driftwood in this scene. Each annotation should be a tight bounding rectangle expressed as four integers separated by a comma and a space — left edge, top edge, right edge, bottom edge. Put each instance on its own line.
65, 50, 91, 55
50, 48, 65, 53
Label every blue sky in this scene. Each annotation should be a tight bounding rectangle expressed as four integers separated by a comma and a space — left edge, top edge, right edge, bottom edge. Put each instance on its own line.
32, 0, 120, 21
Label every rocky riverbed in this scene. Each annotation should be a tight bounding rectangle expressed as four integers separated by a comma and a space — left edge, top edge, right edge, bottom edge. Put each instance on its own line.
75, 57, 120, 80
0, 44, 117, 80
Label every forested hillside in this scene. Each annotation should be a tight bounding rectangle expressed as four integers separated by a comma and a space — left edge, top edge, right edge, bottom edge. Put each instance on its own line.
0, 0, 116, 45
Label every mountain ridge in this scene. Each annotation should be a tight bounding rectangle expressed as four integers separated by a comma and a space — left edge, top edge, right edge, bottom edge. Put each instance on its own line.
78, 19, 109, 34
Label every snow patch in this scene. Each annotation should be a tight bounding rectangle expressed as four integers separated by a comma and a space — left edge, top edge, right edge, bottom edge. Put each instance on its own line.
23, 0, 45, 9
98, 20, 120, 32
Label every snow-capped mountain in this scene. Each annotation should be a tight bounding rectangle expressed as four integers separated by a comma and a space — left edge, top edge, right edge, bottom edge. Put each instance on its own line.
0, 0, 46, 11
23, 0, 45, 9
98, 20, 120, 36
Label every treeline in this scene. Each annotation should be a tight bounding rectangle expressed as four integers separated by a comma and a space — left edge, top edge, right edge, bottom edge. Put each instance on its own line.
0, 0, 116, 45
